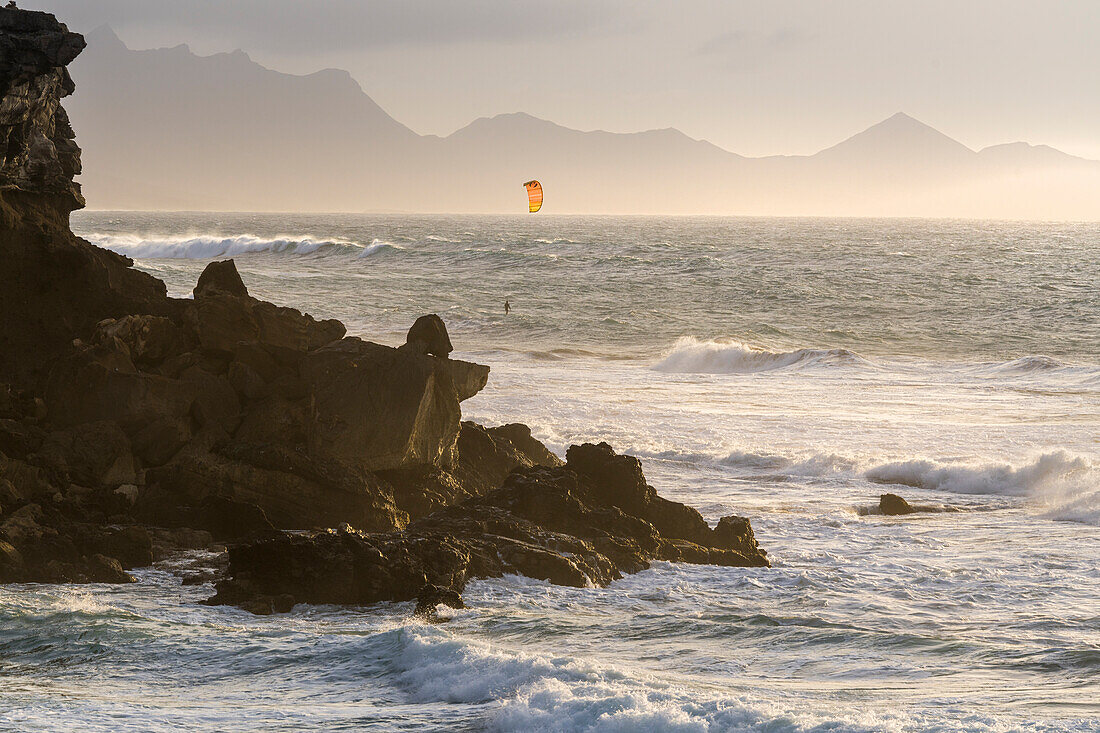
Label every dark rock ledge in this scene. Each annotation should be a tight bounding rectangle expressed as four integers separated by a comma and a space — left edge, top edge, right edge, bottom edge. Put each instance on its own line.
204, 443, 768, 614
0, 6, 769, 610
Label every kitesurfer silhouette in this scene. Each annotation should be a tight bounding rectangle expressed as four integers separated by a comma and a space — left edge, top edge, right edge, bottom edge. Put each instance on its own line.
504, 299, 511, 315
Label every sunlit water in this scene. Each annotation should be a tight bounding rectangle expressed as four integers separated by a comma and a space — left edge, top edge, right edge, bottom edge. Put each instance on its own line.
1, 214, 1096, 731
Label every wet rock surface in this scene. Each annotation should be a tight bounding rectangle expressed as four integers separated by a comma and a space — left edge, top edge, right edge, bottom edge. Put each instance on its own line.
205, 443, 769, 612
880, 493, 916, 515
857, 492, 962, 516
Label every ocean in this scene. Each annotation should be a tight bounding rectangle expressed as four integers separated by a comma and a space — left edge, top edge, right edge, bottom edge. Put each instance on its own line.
2, 213, 1097, 731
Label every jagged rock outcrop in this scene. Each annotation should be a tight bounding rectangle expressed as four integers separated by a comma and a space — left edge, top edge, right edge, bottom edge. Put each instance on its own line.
0, 230, 506, 580
301, 336, 486, 472
0, 8, 770, 597
0, 7, 85, 208
205, 443, 768, 612
379, 421, 564, 518
0, 11, 501, 576
0, 7, 172, 392
35, 258, 493, 536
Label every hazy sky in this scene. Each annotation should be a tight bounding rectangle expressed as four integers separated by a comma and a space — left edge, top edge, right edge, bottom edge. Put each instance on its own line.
26, 0, 1100, 159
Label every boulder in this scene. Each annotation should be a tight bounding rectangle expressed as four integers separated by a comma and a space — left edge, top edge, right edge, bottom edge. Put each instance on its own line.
450, 421, 562, 496
96, 525, 153, 569
194, 259, 248, 298
713, 515, 764, 557
129, 416, 191, 467
566, 442, 716, 547
86, 553, 134, 583
227, 360, 267, 401
414, 583, 465, 619
880, 493, 916, 516
194, 495, 274, 540
44, 348, 196, 431
405, 314, 452, 357
379, 422, 562, 519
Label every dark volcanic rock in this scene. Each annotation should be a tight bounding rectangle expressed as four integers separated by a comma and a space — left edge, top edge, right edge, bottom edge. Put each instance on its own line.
0, 6, 172, 393
405, 314, 453, 357
205, 443, 769, 612
382, 421, 563, 518
880, 493, 916, 516
862, 492, 960, 516
0, 7, 772, 603
301, 338, 487, 472
0, 7, 85, 207
0, 6, 512, 586
191, 261, 346, 356
566, 442, 736, 549
194, 259, 248, 298
414, 583, 465, 619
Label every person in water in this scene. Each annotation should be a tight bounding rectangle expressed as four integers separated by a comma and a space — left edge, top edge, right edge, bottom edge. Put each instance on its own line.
504, 299, 511, 315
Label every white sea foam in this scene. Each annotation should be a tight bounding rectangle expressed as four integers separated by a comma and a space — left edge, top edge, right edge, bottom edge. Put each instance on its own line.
867, 451, 1099, 524
652, 337, 869, 374
391, 625, 893, 732
85, 232, 396, 259
865, 451, 1090, 496
696, 447, 1099, 525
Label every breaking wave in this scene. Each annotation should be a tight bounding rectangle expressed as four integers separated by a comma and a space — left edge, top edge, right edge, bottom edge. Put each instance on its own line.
985, 355, 1067, 374
865, 451, 1092, 497
86, 233, 398, 259
391, 624, 884, 732
647, 447, 1099, 525
652, 337, 870, 374
866, 451, 1098, 525
969, 355, 1100, 386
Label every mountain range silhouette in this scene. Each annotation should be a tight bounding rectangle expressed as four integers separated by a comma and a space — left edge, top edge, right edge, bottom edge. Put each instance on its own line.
67, 27, 1100, 218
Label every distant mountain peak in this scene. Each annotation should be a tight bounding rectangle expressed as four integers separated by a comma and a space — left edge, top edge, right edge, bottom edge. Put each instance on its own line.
84, 25, 125, 51
66, 32, 1100, 217
817, 111, 975, 160
867, 111, 948, 136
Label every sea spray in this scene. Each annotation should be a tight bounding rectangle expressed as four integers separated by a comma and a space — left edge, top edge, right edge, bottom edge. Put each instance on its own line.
85, 232, 398, 259
652, 337, 871, 374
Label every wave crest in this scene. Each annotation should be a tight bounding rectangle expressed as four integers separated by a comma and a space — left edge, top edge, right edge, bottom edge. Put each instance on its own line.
865, 451, 1092, 497
867, 451, 1098, 525
86, 233, 397, 259
652, 446, 1098, 525
652, 337, 869, 374
391, 624, 862, 732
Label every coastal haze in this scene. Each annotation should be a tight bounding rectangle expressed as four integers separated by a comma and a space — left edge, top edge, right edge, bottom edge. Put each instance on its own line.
1, 3, 1098, 733
30, 20, 1100, 217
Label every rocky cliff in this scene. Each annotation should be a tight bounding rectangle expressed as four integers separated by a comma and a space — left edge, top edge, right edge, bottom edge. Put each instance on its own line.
0, 7, 768, 611
0, 7, 170, 391
0, 7, 84, 211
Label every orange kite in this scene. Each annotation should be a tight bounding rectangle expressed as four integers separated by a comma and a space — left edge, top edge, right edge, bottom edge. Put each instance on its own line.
523, 180, 543, 213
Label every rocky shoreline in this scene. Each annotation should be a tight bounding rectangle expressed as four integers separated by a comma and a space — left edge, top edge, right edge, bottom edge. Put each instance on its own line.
0, 7, 767, 613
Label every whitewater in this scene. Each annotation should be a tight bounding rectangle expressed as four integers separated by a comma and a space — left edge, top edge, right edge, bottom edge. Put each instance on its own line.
2, 213, 1097, 732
